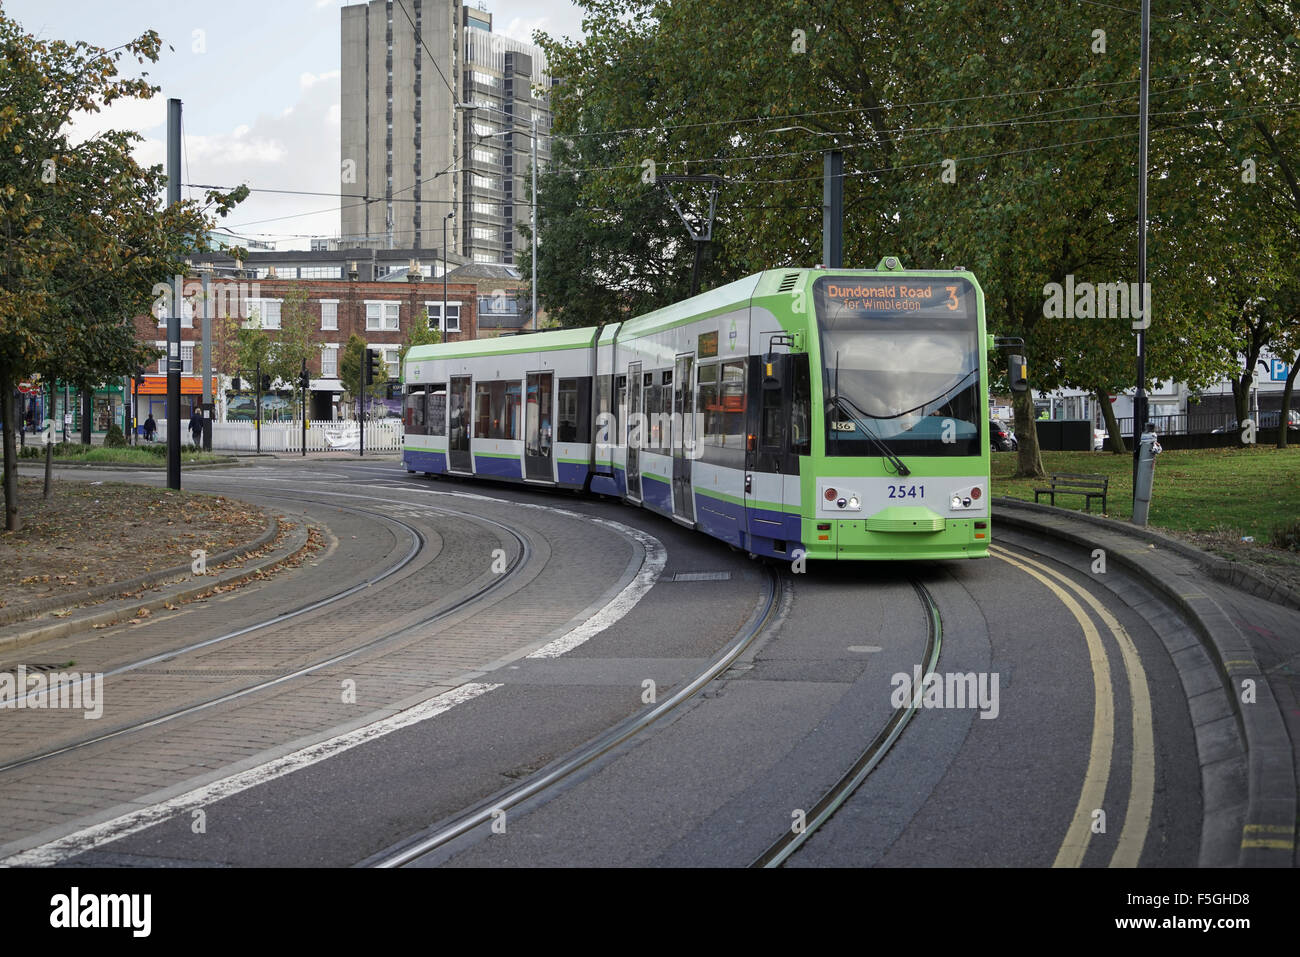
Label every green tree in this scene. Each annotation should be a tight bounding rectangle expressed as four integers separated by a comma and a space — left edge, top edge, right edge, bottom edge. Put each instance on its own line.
0, 12, 246, 530
397, 307, 442, 371
339, 333, 385, 417
266, 286, 317, 419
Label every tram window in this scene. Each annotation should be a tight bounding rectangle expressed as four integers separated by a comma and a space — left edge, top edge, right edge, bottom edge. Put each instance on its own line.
428, 385, 447, 437
472, 380, 519, 440
791, 357, 810, 454
698, 363, 720, 446
614, 375, 627, 446
474, 382, 492, 438
559, 379, 579, 442
720, 359, 747, 448
405, 388, 426, 434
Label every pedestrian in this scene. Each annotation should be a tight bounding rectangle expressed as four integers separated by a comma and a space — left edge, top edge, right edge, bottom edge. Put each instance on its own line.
188, 408, 202, 447
143, 414, 156, 442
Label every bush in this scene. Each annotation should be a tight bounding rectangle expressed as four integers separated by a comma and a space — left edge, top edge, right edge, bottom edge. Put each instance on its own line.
104, 423, 126, 447
1270, 519, 1300, 551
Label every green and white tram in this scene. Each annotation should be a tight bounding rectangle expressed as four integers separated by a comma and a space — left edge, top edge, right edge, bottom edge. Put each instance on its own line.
403, 258, 995, 561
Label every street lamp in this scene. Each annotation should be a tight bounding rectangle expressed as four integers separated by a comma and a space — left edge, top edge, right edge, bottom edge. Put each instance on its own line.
443, 208, 455, 335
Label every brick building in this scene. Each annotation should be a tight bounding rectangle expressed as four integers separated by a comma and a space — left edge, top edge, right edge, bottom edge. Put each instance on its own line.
132, 272, 477, 423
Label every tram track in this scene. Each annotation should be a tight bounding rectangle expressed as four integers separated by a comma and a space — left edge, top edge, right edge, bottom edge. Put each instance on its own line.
751, 577, 943, 867
367, 563, 784, 868
0, 491, 531, 776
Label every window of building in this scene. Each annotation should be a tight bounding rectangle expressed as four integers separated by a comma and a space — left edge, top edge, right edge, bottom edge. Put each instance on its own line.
473, 148, 495, 164
472, 226, 495, 241
473, 202, 495, 215
473, 252, 495, 263
384, 348, 401, 379
181, 343, 194, 375
156, 340, 167, 374
320, 300, 338, 330
320, 345, 338, 378
426, 301, 461, 333
247, 299, 282, 329
366, 301, 400, 331
472, 173, 495, 189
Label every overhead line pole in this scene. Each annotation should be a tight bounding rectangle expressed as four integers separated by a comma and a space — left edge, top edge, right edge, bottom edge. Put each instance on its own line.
165, 98, 183, 490
1133, 0, 1151, 498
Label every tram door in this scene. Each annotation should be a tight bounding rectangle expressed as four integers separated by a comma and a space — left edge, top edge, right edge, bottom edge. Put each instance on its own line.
449, 375, 473, 473
524, 372, 555, 482
626, 361, 643, 502
672, 353, 696, 524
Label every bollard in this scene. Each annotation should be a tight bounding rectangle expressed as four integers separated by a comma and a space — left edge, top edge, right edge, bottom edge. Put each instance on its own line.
1132, 427, 1162, 526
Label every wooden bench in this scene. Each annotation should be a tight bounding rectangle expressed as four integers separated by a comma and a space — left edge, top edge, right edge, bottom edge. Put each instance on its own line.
1033, 473, 1109, 512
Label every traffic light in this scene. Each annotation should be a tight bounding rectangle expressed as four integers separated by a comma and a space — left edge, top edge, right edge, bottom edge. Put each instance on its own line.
261, 374, 271, 392
299, 361, 310, 392
232, 376, 242, 392
364, 348, 383, 386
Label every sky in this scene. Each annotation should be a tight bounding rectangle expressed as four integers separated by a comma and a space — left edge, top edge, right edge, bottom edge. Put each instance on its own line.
3, 0, 587, 248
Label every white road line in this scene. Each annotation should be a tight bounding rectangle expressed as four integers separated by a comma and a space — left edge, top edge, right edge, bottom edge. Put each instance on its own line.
0, 683, 499, 867
4, 481, 666, 866
357, 483, 668, 657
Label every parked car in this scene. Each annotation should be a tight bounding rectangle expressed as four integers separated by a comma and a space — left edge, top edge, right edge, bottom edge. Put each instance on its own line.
1212, 411, 1299, 433
990, 420, 1018, 452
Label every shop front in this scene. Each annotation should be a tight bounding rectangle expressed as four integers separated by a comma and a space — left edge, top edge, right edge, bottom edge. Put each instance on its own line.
131, 376, 218, 431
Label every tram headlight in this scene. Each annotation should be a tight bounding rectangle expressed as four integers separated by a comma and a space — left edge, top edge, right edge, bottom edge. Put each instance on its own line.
951, 494, 963, 509
836, 497, 848, 509
848, 496, 860, 509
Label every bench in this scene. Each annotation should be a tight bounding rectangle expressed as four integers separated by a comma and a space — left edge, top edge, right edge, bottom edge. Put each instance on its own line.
1033, 472, 1109, 512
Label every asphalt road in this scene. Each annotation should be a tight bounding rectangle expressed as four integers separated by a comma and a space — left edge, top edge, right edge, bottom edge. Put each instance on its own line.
2, 460, 1207, 867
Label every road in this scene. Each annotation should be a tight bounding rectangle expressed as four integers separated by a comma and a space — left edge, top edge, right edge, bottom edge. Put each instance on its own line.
0, 459, 1233, 867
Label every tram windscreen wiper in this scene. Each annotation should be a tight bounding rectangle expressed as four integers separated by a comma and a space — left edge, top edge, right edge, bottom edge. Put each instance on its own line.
877, 368, 981, 421
829, 393, 911, 477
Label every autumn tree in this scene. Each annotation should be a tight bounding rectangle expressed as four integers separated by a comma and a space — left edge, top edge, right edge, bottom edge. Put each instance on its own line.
0, 12, 246, 530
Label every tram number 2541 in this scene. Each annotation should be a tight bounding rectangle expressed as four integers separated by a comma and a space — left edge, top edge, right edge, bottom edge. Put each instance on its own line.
887, 484, 925, 499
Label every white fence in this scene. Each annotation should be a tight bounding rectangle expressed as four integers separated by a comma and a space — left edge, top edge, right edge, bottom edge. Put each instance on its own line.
151, 419, 405, 453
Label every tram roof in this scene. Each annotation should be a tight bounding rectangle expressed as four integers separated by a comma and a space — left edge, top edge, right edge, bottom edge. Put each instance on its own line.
406, 326, 598, 363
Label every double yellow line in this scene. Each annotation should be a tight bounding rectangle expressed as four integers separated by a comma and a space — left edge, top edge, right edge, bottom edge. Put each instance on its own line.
992, 546, 1155, 868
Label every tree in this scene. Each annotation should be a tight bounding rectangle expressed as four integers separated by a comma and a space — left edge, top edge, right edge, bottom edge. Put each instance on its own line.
265, 286, 317, 419
0, 13, 246, 530
397, 307, 442, 371
339, 333, 384, 418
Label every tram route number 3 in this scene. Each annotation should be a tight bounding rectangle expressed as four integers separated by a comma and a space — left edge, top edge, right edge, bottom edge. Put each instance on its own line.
887, 484, 925, 499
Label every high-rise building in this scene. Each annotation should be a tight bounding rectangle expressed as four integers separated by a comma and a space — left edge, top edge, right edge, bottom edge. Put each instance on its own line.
341, 0, 552, 273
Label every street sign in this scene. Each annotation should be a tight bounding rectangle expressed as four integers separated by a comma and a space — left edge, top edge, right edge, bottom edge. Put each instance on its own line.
17, 381, 34, 393
1271, 359, 1289, 382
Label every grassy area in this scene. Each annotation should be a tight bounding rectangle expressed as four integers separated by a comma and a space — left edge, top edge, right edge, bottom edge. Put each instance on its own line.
993, 446, 1300, 543
11, 445, 235, 467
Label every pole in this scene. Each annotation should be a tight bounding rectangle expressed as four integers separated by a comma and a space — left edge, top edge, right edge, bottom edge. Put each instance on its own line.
531, 115, 538, 324
201, 269, 213, 451
165, 98, 182, 489
1132, 0, 1150, 498
302, 359, 307, 457
823, 149, 843, 268
255, 359, 261, 455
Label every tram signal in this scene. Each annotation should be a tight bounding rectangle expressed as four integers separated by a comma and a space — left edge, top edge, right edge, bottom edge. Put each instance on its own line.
1008, 355, 1029, 393
364, 348, 383, 385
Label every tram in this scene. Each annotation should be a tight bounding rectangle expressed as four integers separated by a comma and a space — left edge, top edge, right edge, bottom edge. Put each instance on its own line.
403, 258, 999, 561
